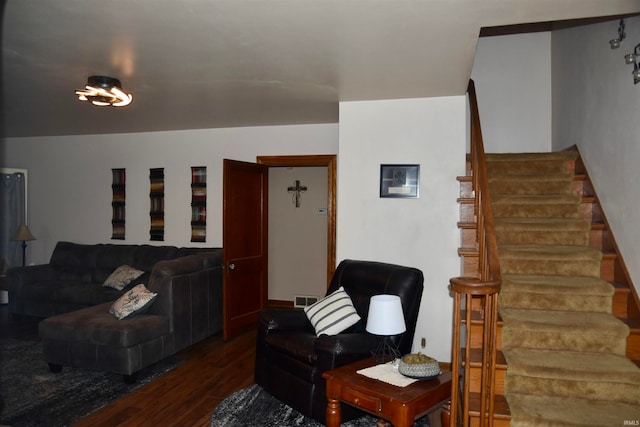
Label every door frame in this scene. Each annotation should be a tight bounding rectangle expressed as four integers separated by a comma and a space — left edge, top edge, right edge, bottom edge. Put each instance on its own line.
257, 155, 337, 286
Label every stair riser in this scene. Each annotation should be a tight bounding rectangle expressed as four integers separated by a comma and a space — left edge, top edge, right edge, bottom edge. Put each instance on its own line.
499, 292, 612, 313
493, 204, 579, 219
505, 376, 640, 406
499, 259, 601, 278
470, 323, 503, 349
502, 330, 627, 355
496, 230, 589, 246
469, 366, 505, 394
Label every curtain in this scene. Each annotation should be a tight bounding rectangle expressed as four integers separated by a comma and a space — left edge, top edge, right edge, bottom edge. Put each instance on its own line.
0, 172, 26, 273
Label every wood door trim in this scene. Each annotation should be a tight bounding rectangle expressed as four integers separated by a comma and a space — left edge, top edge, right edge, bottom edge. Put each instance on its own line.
257, 154, 337, 287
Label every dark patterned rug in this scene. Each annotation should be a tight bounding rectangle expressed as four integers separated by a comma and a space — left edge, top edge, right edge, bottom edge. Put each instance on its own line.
210, 384, 431, 427
0, 338, 180, 427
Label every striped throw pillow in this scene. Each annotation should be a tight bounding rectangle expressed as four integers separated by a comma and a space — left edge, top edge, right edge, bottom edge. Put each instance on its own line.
304, 286, 361, 336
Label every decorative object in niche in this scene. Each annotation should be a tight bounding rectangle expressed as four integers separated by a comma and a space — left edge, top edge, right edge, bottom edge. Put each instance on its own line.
111, 168, 125, 240
149, 168, 164, 241
287, 179, 307, 208
380, 164, 419, 198
191, 166, 206, 242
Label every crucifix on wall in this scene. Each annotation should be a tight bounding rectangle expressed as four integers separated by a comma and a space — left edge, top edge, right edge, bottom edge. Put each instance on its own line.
287, 179, 307, 208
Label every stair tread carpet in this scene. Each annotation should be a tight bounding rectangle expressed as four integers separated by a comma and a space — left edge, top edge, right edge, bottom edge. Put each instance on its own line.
492, 194, 582, 206
500, 308, 629, 336
494, 218, 590, 232
504, 348, 640, 405
506, 393, 640, 427
486, 152, 578, 162
500, 275, 613, 296
504, 348, 640, 381
501, 308, 629, 355
499, 275, 614, 312
498, 245, 602, 261
495, 218, 590, 246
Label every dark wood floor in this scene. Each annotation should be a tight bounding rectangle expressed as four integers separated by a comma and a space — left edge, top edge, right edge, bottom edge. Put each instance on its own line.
1, 306, 256, 427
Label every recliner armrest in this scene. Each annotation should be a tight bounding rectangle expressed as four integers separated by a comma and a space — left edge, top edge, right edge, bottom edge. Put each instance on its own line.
258, 308, 312, 333
315, 333, 378, 370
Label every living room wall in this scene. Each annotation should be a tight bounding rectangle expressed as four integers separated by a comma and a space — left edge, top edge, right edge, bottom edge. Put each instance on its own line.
552, 17, 640, 294
0, 124, 338, 265
337, 96, 466, 362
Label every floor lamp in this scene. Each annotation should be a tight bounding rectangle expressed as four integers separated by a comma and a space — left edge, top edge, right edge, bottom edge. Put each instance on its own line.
12, 225, 36, 266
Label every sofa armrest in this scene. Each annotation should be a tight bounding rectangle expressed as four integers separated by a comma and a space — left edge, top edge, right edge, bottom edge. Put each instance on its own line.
7, 264, 54, 289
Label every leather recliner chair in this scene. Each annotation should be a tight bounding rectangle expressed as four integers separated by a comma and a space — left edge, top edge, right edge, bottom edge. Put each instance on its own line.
254, 259, 424, 424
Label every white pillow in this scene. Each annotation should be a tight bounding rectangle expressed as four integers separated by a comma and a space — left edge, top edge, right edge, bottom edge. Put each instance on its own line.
109, 284, 157, 320
304, 286, 361, 336
103, 265, 144, 290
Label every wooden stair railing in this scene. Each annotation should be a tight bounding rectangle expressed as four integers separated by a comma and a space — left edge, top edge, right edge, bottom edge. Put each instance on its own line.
449, 80, 502, 427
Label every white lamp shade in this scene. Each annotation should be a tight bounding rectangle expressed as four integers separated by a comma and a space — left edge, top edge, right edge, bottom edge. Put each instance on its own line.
365, 294, 406, 336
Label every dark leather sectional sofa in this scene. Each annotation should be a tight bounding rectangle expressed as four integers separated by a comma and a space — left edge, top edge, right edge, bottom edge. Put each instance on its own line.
7, 241, 223, 382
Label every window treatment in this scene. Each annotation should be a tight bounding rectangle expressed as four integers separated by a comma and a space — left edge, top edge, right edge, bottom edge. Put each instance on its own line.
0, 171, 26, 273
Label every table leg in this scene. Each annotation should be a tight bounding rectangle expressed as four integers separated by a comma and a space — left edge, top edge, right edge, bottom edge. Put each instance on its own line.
326, 397, 341, 427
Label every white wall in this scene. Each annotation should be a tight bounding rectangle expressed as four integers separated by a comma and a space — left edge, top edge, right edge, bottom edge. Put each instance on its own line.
268, 166, 328, 301
552, 17, 640, 293
337, 96, 466, 362
471, 32, 553, 153
1, 124, 338, 265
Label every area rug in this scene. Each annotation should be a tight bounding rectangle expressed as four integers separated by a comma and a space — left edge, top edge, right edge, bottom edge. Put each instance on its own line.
210, 384, 431, 427
0, 338, 180, 427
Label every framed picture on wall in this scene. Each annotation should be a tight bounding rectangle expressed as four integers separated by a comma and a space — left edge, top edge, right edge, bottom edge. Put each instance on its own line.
379, 164, 419, 198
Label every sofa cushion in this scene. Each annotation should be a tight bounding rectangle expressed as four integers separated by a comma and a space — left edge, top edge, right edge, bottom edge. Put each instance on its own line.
39, 302, 170, 348
304, 286, 361, 336
110, 284, 158, 320
55, 282, 123, 306
102, 265, 144, 290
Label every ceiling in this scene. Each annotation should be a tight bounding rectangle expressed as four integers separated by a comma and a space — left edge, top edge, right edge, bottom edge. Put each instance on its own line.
2, 1, 640, 138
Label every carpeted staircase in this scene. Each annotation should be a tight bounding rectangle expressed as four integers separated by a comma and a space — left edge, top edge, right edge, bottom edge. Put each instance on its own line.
486, 151, 640, 426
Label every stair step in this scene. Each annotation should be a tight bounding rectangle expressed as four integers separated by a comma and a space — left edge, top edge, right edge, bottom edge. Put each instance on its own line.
500, 308, 629, 355
504, 348, 640, 405
506, 393, 640, 426
498, 245, 602, 277
489, 172, 574, 196
492, 194, 581, 218
499, 274, 614, 313
494, 217, 590, 246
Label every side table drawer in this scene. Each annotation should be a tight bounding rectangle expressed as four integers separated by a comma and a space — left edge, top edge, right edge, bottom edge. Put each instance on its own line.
341, 386, 381, 414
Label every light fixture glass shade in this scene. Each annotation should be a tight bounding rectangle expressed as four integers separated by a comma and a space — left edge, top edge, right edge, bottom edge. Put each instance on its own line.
625, 53, 636, 64
75, 76, 133, 107
365, 294, 406, 336
611, 38, 621, 49
12, 225, 36, 241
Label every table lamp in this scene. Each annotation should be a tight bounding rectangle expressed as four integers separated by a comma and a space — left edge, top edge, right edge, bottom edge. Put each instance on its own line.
366, 294, 406, 362
12, 225, 36, 266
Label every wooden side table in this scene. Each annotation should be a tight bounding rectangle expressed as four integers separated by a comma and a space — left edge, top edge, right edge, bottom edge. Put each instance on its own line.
323, 358, 452, 427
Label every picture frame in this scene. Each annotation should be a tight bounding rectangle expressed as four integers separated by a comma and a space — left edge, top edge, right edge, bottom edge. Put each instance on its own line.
379, 164, 420, 198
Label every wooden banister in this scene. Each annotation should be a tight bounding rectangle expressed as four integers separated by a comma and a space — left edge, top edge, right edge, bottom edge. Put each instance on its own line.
449, 80, 502, 426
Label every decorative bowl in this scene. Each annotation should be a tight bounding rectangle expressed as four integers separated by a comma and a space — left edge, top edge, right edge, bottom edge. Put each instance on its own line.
398, 353, 441, 379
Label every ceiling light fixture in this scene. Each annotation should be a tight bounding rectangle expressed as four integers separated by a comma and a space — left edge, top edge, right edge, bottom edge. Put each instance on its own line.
75, 76, 133, 107
610, 19, 626, 49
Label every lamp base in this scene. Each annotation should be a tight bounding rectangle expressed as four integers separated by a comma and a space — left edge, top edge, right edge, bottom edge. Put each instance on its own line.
371, 336, 402, 363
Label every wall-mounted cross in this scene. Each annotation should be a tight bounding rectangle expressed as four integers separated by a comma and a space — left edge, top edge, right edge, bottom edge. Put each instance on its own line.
287, 179, 307, 208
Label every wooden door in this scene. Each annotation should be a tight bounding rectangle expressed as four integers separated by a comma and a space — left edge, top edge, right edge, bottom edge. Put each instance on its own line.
222, 159, 268, 340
